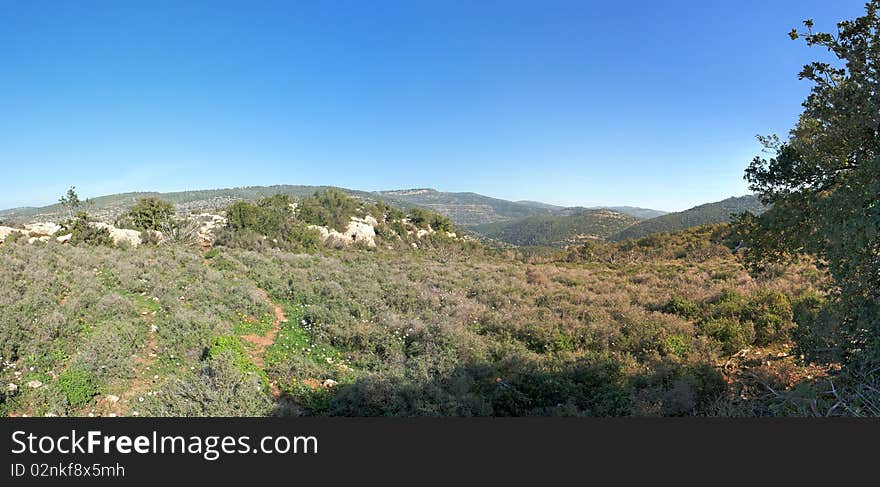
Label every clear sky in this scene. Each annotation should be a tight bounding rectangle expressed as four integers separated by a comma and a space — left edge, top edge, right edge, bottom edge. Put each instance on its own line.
0, 0, 867, 211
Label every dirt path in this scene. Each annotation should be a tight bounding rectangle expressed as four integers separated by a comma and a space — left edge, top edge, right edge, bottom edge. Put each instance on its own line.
239, 288, 286, 398
98, 314, 160, 417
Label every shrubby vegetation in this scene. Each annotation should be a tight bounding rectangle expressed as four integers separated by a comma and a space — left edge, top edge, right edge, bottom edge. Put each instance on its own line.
474, 209, 640, 247
728, 2, 880, 414
215, 189, 460, 253
117, 197, 175, 231
64, 211, 112, 246
1, 219, 832, 417
609, 195, 765, 242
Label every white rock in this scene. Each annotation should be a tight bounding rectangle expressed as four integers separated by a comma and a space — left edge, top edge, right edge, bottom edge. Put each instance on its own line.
56, 233, 72, 243
24, 222, 62, 236
309, 216, 377, 248
26, 380, 43, 388
322, 379, 338, 388
104, 394, 120, 403
5, 383, 17, 393
0, 226, 28, 243
92, 222, 142, 247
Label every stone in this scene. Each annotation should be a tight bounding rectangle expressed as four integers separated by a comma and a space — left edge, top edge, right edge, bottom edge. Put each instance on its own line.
24, 222, 62, 236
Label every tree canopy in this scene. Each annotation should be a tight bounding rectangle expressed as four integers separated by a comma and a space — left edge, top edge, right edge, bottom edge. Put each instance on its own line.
741, 2, 880, 366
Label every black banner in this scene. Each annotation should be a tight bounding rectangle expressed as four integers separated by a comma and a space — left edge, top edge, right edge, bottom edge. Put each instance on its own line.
1, 418, 877, 484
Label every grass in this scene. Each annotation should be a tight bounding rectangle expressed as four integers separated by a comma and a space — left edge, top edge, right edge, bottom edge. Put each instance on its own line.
0, 224, 851, 417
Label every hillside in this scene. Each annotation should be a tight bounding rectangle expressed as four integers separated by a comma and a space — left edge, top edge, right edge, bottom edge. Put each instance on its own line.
472, 209, 641, 247
376, 188, 558, 226
1, 185, 666, 230
0, 215, 830, 417
0, 185, 380, 224
609, 195, 765, 242
591, 206, 668, 219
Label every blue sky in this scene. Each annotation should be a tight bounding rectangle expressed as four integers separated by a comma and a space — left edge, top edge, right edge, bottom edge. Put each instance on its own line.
0, 0, 867, 211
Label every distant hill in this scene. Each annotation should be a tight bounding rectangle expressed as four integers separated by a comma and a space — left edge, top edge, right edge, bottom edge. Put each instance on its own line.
0, 185, 378, 224
590, 206, 668, 219
515, 200, 565, 211
0, 184, 667, 233
472, 209, 641, 247
608, 195, 765, 242
376, 189, 558, 227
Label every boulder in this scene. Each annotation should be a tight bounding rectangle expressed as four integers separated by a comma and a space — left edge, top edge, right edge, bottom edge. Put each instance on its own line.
23, 222, 62, 236
0, 226, 28, 243
92, 223, 142, 247
56, 234, 72, 244
309, 216, 377, 248
27, 236, 51, 244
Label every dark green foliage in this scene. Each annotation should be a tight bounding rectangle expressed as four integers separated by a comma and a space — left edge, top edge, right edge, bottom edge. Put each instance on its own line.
220, 194, 322, 251
699, 318, 754, 354
297, 189, 358, 231
747, 290, 794, 346
475, 209, 640, 247
58, 186, 82, 220
121, 197, 175, 231
664, 297, 701, 320
65, 212, 112, 246
790, 292, 839, 362
741, 4, 880, 367
610, 196, 765, 242
226, 194, 293, 234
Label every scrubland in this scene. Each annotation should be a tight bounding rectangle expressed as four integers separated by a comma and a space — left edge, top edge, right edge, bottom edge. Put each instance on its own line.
2, 220, 854, 417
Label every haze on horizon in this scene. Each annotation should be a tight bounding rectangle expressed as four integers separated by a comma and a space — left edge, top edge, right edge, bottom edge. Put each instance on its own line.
0, 0, 866, 212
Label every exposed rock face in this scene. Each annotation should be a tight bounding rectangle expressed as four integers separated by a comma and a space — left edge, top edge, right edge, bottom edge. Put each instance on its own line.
309, 216, 377, 247
0, 226, 28, 243
23, 222, 61, 236
27, 236, 51, 244
192, 213, 227, 245
92, 223, 142, 247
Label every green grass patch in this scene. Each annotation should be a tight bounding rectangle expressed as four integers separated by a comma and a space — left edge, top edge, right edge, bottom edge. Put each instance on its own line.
233, 314, 275, 336
207, 336, 269, 390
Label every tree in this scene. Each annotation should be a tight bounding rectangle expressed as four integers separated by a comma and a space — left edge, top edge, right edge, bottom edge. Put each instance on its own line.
59, 186, 81, 220
124, 197, 175, 231
741, 4, 880, 366
296, 189, 357, 231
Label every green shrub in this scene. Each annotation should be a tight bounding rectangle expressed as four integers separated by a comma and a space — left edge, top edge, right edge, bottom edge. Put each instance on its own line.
662, 334, 691, 358
297, 189, 357, 231
791, 292, 839, 361
663, 297, 701, 320
120, 197, 175, 231
747, 290, 794, 345
699, 317, 754, 354
207, 336, 269, 390
66, 212, 112, 246
142, 351, 273, 417
57, 368, 98, 409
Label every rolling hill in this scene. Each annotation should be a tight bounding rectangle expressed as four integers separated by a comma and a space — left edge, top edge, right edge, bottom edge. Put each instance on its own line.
608, 195, 766, 242
472, 209, 641, 247
375, 188, 559, 226
2, 185, 665, 232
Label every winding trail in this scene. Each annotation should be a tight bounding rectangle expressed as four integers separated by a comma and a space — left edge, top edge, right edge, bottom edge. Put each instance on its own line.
239, 288, 286, 398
